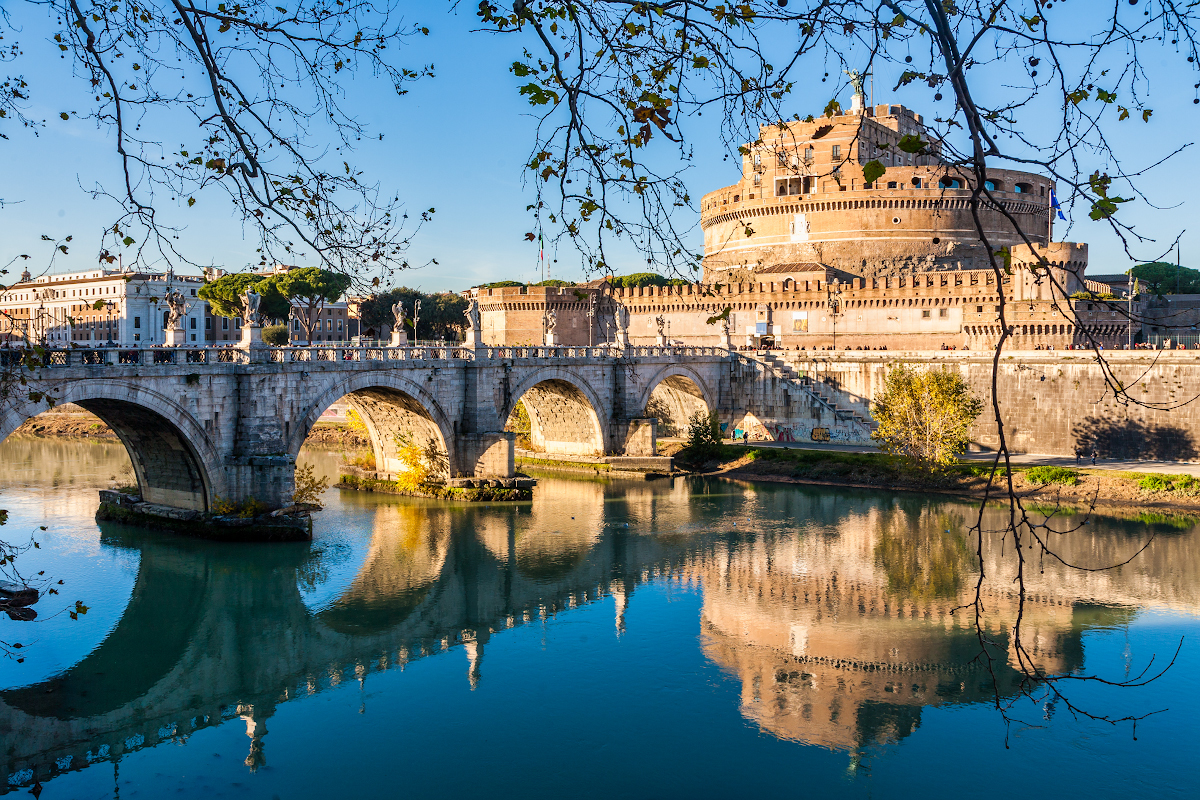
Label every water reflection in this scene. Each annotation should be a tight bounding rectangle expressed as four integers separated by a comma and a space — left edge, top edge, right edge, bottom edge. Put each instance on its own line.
0, 449, 1196, 792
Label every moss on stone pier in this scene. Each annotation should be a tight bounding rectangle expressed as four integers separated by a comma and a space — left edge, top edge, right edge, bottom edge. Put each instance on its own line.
337, 473, 533, 502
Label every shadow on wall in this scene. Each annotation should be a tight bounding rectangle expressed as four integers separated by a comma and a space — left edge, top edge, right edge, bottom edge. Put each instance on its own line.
1072, 416, 1199, 460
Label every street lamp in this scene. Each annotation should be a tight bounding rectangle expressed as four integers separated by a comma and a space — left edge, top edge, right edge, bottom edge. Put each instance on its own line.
587, 294, 597, 346
826, 278, 844, 350
413, 298, 421, 345
105, 300, 116, 345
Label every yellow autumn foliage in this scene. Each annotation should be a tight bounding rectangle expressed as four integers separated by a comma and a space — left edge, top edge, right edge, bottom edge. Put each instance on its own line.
870, 365, 983, 472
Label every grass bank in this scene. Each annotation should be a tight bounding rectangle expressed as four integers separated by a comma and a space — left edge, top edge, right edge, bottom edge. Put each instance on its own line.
674, 444, 1200, 517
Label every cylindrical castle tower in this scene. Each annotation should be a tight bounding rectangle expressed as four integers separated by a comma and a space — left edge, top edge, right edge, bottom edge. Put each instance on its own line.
701, 103, 1054, 280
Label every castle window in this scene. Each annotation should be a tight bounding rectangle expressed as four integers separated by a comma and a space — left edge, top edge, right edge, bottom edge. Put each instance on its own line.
922, 310, 931, 319
753, 152, 761, 166
940, 177, 962, 189
939, 308, 949, 318
887, 181, 897, 189
753, 173, 761, 186
831, 145, 841, 160
912, 177, 922, 188
1015, 182, 1033, 193
804, 147, 814, 164
977, 306, 984, 313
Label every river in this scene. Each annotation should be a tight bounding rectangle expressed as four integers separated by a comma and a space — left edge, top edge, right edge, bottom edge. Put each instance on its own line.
0, 438, 1196, 798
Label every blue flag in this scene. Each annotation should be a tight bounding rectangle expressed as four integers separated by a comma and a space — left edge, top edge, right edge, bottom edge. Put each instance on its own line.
1050, 188, 1067, 221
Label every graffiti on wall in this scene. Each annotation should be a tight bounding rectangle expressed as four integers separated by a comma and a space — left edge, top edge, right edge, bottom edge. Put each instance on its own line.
730, 413, 873, 446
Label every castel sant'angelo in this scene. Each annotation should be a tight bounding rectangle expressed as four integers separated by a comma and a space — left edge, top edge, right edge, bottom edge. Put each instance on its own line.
472, 84, 1130, 350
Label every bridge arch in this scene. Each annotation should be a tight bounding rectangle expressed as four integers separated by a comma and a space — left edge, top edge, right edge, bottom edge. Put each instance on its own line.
638, 364, 715, 438
292, 371, 460, 478
312, 504, 452, 636
504, 367, 608, 457
0, 380, 220, 511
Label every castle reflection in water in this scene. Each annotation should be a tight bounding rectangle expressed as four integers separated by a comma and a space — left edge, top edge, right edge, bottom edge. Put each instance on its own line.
1, 459, 1196, 789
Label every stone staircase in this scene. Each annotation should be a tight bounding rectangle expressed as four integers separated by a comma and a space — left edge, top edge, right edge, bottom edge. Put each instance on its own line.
754, 352, 878, 433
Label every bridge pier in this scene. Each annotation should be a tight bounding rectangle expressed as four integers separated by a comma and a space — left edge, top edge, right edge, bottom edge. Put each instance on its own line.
611, 418, 658, 457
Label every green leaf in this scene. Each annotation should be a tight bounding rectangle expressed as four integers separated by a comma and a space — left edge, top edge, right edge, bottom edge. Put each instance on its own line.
59, 112, 69, 120
863, 160, 886, 184
823, 99, 842, 118
122, 236, 135, 246
897, 134, 928, 154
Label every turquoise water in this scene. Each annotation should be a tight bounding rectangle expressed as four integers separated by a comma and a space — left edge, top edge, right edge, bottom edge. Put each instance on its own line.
0, 439, 1197, 798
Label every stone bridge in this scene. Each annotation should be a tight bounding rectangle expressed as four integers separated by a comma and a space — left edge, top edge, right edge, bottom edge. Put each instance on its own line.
0, 344, 737, 512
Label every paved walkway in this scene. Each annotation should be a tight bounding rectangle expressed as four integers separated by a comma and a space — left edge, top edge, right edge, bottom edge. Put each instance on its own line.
658, 438, 1200, 477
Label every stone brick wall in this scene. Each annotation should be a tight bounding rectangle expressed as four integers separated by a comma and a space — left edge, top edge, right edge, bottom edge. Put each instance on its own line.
768, 351, 1200, 458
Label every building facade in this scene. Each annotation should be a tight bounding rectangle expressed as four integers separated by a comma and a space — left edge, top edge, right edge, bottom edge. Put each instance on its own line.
0, 267, 207, 346
2, 264, 362, 347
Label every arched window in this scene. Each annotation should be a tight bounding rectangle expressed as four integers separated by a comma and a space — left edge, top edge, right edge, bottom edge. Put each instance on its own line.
940, 177, 962, 189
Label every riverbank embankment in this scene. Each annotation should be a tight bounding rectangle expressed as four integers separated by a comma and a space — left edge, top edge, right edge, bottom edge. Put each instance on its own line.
674, 444, 1200, 520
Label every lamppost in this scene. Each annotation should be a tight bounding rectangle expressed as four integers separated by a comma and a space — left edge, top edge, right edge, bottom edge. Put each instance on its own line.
826, 278, 844, 350
1127, 273, 1135, 350
413, 298, 421, 345
587, 294, 597, 346
105, 300, 116, 345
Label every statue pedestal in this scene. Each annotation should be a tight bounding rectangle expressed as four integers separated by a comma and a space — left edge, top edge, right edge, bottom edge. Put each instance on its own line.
390, 330, 408, 347
239, 324, 265, 348
165, 327, 187, 346
544, 333, 558, 346
465, 328, 481, 348
656, 335, 668, 346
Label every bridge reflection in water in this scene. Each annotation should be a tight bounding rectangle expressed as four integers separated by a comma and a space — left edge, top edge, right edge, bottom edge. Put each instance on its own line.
1, 475, 1196, 790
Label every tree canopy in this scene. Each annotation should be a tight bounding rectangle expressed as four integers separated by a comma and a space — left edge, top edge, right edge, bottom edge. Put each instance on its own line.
1129, 262, 1200, 295
608, 273, 690, 289
274, 268, 353, 306
870, 366, 983, 472
197, 273, 290, 321
358, 287, 468, 340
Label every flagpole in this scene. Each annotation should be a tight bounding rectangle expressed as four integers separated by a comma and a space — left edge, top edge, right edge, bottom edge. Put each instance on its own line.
1048, 189, 1053, 243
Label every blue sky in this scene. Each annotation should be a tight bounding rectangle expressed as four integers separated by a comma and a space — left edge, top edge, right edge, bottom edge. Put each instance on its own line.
2, 5, 1198, 292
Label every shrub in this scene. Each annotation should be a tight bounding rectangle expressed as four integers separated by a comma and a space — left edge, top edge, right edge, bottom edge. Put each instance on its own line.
1136, 473, 1200, 494
392, 432, 449, 491
343, 450, 376, 470
212, 496, 271, 518
1025, 466, 1079, 486
685, 410, 721, 449
262, 324, 289, 345
292, 463, 329, 507
1137, 474, 1173, 492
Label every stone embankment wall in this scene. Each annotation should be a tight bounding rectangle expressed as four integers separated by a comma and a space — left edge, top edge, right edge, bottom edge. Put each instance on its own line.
724, 356, 876, 446
768, 351, 1200, 459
